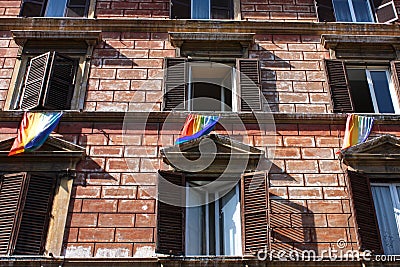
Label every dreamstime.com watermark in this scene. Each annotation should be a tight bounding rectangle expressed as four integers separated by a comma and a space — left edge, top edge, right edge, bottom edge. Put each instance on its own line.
257, 239, 399, 262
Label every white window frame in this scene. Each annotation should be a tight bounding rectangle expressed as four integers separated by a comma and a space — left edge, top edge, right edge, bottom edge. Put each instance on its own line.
187, 62, 237, 112
333, 0, 374, 23
185, 182, 241, 256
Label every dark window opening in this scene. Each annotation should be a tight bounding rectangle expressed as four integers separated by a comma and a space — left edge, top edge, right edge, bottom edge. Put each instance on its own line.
20, 0, 89, 17
171, 0, 233, 19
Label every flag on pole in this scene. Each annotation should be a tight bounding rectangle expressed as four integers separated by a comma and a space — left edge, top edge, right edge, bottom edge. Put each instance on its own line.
9, 112, 63, 156
175, 114, 220, 145
339, 114, 374, 152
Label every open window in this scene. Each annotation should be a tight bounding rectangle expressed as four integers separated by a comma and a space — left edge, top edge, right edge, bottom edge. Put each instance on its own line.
315, 0, 398, 23
20, 0, 90, 17
163, 58, 261, 112
340, 135, 400, 255
157, 134, 269, 256
171, 0, 233, 19
324, 60, 400, 113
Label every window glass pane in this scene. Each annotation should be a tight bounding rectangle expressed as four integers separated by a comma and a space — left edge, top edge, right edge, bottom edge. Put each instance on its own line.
351, 0, 374, 22
45, 0, 68, 16
186, 184, 206, 255
171, 0, 191, 19
371, 185, 400, 255
332, 0, 352, 21
192, 0, 210, 19
370, 71, 395, 113
346, 68, 375, 113
220, 185, 241, 256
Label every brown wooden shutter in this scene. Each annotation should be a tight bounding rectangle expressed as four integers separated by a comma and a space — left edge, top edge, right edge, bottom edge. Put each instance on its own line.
324, 59, 354, 113
156, 170, 185, 255
19, 0, 46, 17
211, 0, 233, 19
20, 52, 76, 110
163, 58, 187, 111
20, 52, 51, 110
65, 0, 89, 17
373, 0, 398, 23
346, 170, 383, 254
237, 59, 262, 112
13, 172, 56, 255
171, 0, 190, 19
241, 172, 269, 255
0, 173, 27, 255
315, 0, 336, 22
43, 52, 77, 110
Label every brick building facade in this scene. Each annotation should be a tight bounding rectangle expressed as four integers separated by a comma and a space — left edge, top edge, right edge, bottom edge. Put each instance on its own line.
0, 0, 399, 266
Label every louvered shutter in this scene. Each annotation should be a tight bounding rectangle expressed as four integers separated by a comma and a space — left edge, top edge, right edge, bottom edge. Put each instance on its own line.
43, 52, 77, 110
171, 0, 190, 19
211, 0, 233, 19
13, 173, 56, 255
237, 59, 262, 112
156, 170, 185, 255
163, 58, 187, 111
241, 172, 269, 255
390, 61, 400, 99
20, 52, 51, 110
19, 0, 46, 17
346, 171, 383, 254
373, 0, 398, 23
65, 0, 89, 17
324, 59, 354, 113
0, 173, 27, 255
314, 0, 336, 22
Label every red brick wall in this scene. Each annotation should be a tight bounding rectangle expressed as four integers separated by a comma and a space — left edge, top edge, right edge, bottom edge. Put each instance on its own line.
0, 33, 17, 110
0, 0, 20, 17
241, 0, 317, 21
51, 120, 398, 257
95, 0, 169, 18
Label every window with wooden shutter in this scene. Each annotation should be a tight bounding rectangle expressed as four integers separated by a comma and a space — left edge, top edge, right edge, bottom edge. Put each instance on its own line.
390, 61, 400, 100
13, 173, 56, 255
241, 172, 269, 255
0, 173, 27, 255
324, 59, 354, 113
163, 58, 187, 111
373, 0, 398, 23
20, 51, 77, 110
237, 59, 262, 112
346, 170, 383, 253
315, 0, 336, 22
0, 172, 56, 256
156, 170, 185, 255
65, 0, 89, 17
19, 0, 46, 17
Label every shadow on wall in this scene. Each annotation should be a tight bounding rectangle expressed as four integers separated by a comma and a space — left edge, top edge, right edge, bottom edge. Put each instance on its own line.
250, 44, 293, 113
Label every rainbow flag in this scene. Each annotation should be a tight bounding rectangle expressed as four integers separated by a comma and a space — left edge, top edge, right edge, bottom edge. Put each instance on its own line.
340, 114, 374, 152
9, 112, 63, 156
176, 114, 220, 145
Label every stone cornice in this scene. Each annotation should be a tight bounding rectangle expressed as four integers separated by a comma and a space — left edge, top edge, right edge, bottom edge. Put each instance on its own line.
1, 18, 400, 35
0, 111, 400, 125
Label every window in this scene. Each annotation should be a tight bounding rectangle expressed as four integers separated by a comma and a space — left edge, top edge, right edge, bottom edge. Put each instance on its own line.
0, 172, 56, 255
324, 60, 400, 113
371, 183, 400, 255
315, 0, 398, 23
186, 181, 241, 256
17, 52, 79, 110
157, 170, 269, 256
163, 58, 261, 112
171, 0, 233, 19
20, 0, 90, 17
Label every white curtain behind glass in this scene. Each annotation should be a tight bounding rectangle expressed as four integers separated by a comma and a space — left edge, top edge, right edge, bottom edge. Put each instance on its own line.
192, 0, 210, 19
371, 185, 400, 255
